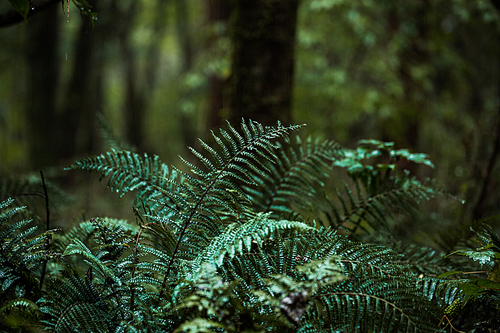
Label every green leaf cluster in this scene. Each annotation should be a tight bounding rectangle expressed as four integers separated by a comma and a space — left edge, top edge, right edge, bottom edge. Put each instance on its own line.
0, 119, 491, 332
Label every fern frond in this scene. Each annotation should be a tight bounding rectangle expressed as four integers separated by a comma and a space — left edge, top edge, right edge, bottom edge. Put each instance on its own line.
244, 135, 342, 219
173, 318, 225, 333
38, 271, 119, 332
310, 235, 441, 332
96, 112, 135, 152
190, 213, 316, 280
0, 298, 41, 331
145, 120, 303, 287
323, 172, 439, 241
64, 239, 122, 285
392, 243, 458, 277
314, 286, 438, 332
0, 174, 72, 211
0, 198, 60, 302
65, 149, 179, 213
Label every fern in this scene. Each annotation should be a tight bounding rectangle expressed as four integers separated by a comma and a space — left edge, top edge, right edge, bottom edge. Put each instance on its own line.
0, 119, 470, 332
320, 169, 440, 243
0, 198, 60, 300
0, 298, 41, 331
0, 198, 60, 332
0, 174, 72, 211
39, 270, 120, 332
96, 112, 135, 152
204, 221, 441, 332
243, 135, 342, 219
40, 217, 167, 332
65, 149, 187, 228
188, 212, 317, 280
433, 224, 500, 332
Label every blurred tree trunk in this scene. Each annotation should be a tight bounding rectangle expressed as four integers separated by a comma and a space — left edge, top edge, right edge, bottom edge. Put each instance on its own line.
60, 3, 102, 161
119, 2, 146, 151
227, 0, 299, 126
385, 2, 430, 150
207, 0, 230, 131
467, 1, 500, 222
120, 0, 168, 152
174, 0, 197, 149
26, 5, 60, 170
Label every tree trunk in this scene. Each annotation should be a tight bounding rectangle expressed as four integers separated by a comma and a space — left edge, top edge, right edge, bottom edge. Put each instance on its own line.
207, 0, 230, 131
227, 0, 299, 126
174, 0, 198, 150
120, 0, 168, 152
26, 5, 60, 170
119, 2, 146, 151
60, 9, 102, 161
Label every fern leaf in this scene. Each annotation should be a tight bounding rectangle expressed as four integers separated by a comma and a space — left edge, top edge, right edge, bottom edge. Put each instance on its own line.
190, 213, 316, 279
324, 173, 439, 240
244, 136, 342, 219
64, 239, 121, 286
173, 318, 225, 333
65, 149, 178, 212
0, 198, 60, 302
38, 271, 118, 332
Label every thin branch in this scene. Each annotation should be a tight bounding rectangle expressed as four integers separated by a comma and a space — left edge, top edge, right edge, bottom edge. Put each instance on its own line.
40, 170, 50, 232
0, 0, 60, 28
39, 170, 50, 290
472, 99, 500, 222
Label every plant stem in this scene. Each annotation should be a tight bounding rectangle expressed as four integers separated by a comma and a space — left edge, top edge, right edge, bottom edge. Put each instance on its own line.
39, 170, 50, 290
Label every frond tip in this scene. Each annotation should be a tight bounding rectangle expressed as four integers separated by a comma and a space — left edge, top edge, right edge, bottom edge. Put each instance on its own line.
65, 149, 176, 206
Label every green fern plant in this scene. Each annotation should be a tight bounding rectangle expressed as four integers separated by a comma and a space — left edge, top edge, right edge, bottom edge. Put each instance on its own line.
1, 119, 466, 332
0, 198, 60, 332
65, 120, 448, 332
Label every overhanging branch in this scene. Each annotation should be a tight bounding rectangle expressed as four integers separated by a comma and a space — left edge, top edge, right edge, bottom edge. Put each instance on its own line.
0, 0, 60, 28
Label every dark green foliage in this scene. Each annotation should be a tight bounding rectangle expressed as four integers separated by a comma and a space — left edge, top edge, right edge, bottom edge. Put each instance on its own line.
243, 135, 342, 218
0, 174, 72, 211
38, 271, 119, 332
96, 112, 136, 152
0, 198, 59, 300
0, 198, 60, 331
436, 223, 500, 331
65, 149, 176, 208
0, 119, 488, 332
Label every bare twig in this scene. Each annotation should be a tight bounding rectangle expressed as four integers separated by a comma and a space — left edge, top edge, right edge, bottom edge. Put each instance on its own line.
39, 170, 50, 290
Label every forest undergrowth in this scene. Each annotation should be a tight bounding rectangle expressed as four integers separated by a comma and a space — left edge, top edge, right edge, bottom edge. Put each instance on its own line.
1, 119, 500, 333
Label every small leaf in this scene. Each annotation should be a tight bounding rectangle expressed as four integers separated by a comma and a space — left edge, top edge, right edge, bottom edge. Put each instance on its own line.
438, 271, 462, 278
7, 0, 30, 20
476, 279, 500, 290
463, 250, 495, 265
488, 261, 500, 282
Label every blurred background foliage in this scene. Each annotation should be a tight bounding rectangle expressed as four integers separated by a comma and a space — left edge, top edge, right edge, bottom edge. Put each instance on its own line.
0, 0, 499, 246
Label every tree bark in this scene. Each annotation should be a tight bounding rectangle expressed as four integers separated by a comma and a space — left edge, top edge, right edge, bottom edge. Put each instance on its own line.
26, 5, 60, 169
227, 0, 299, 126
207, 0, 231, 131
60, 0, 103, 161
120, 0, 168, 152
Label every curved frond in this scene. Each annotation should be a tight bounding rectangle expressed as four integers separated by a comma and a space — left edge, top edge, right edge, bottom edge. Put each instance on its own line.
65, 149, 179, 212
190, 213, 316, 280
0, 198, 61, 303
244, 136, 343, 219
38, 271, 119, 333
322, 172, 439, 241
